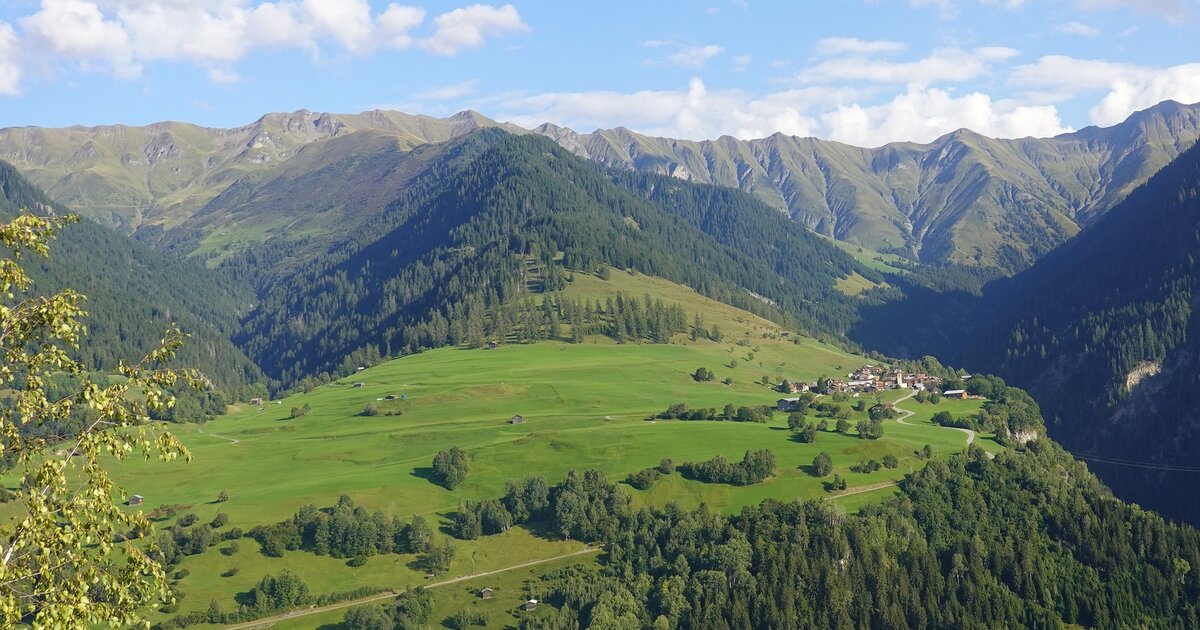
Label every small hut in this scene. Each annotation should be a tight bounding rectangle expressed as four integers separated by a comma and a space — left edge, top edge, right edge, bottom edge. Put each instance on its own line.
128, 495, 144, 506
523, 599, 539, 611
509, 415, 526, 425
479, 588, 494, 600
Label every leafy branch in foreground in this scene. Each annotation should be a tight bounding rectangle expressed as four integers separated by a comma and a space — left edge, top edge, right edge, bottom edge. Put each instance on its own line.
0, 213, 196, 628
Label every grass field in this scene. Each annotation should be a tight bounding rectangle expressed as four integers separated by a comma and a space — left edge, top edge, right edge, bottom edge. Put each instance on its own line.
97, 271, 998, 626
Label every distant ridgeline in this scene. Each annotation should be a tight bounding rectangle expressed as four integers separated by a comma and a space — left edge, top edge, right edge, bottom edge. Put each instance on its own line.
230, 130, 881, 388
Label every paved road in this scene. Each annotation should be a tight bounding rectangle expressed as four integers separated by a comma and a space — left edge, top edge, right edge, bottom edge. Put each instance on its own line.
223, 547, 601, 629
892, 390, 976, 446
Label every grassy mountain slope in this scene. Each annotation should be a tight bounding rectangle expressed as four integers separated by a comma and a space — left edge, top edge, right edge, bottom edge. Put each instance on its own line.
106, 272, 996, 626
0, 159, 261, 390
232, 129, 875, 385
539, 100, 1200, 271
0, 110, 523, 234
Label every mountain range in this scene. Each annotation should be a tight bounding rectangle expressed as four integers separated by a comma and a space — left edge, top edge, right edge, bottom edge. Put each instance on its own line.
3, 101, 1199, 272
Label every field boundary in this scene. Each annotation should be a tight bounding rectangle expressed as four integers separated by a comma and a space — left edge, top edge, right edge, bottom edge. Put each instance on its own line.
223, 546, 600, 629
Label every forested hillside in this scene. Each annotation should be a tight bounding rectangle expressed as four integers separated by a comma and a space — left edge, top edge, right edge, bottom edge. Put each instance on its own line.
233, 129, 876, 385
848, 139, 1200, 525
955, 140, 1200, 525
0, 160, 261, 391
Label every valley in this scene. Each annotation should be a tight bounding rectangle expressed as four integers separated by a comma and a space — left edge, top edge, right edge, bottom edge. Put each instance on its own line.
112, 269, 993, 627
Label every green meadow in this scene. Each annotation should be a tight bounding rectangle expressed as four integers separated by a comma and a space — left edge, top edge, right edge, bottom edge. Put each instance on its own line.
103, 271, 998, 626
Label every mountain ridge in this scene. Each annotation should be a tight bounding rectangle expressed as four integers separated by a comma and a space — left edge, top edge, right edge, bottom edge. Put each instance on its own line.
3, 101, 1198, 272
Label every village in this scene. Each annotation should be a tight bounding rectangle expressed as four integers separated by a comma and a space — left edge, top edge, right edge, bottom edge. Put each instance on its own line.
776, 364, 967, 411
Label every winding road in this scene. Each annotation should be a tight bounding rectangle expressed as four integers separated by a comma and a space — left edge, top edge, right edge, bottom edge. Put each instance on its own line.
892, 389, 976, 446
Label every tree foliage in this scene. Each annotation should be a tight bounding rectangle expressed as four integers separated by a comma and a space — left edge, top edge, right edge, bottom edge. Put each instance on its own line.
0, 213, 196, 627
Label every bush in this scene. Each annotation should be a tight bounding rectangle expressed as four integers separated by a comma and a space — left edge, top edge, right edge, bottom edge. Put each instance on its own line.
221, 567, 239, 577
221, 542, 239, 556
812, 452, 833, 477
176, 513, 198, 527
432, 446, 470, 490
361, 403, 379, 417
626, 467, 663, 490
882, 454, 899, 469
680, 450, 776, 485
658, 458, 675, 474
692, 367, 715, 382
210, 512, 228, 529
850, 460, 882, 473
347, 555, 368, 567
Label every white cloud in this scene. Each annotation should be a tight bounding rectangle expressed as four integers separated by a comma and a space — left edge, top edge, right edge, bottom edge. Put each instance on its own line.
666, 44, 723, 68
5, 1, 523, 91
820, 85, 1068, 146
490, 79, 857, 140
22, 0, 138, 77
303, 0, 375, 53
733, 54, 751, 71
1011, 55, 1145, 95
1057, 21, 1100, 36
0, 22, 20, 95
799, 46, 1019, 85
1011, 55, 1200, 126
416, 80, 477, 100
378, 4, 426, 49
1090, 64, 1200, 125
815, 37, 906, 56
420, 4, 528, 55
486, 78, 1078, 146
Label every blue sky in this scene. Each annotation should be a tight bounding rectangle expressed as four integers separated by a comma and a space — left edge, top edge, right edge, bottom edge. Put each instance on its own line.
0, 0, 1198, 145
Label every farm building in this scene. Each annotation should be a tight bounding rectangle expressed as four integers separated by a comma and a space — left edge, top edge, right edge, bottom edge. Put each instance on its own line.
249, 398, 263, 406
776, 397, 801, 412
509, 415, 526, 424
487, 341, 499, 349
385, 394, 398, 400
943, 389, 968, 399
479, 588, 494, 600
352, 382, 364, 388
128, 495, 144, 506
523, 599, 539, 611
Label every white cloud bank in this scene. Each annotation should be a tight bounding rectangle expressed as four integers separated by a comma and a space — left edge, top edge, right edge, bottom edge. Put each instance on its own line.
1012, 55, 1200, 125
8, 0, 527, 88
492, 79, 1069, 145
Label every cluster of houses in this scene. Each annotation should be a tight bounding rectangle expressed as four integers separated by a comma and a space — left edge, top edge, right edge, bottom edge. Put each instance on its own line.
780, 364, 948, 396
777, 365, 967, 411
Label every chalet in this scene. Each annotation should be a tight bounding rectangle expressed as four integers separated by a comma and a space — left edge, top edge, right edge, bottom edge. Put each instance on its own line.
777, 397, 801, 412
943, 389, 968, 399
523, 599, 539, 612
479, 588, 494, 600
249, 398, 263, 406
352, 382, 364, 388
509, 415, 526, 424
128, 495, 144, 506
